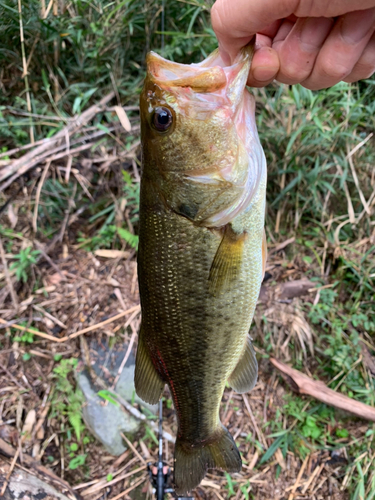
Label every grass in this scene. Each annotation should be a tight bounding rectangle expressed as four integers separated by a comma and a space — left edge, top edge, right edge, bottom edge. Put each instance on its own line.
1, 0, 375, 497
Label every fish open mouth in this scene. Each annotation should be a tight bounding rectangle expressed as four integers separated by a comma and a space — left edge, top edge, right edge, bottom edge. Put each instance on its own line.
145, 41, 267, 227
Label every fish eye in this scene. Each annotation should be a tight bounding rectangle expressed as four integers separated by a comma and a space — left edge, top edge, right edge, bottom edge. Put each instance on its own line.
152, 107, 173, 132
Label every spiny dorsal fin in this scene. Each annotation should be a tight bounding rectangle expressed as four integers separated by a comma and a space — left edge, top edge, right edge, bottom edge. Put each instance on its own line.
228, 336, 258, 393
208, 224, 247, 296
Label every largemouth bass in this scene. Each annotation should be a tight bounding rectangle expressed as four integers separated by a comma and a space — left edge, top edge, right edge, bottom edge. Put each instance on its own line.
135, 41, 267, 495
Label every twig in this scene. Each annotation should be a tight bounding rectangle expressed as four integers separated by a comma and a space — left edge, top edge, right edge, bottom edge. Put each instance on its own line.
33, 161, 51, 232
287, 454, 309, 500
242, 394, 268, 449
33, 304, 67, 329
110, 474, 146, 500
18, 0, 34, 144
0, 304, 140, 343
120, 433, 146, 465
113, 392, 175, 443
346, 133, 373, 159
0, 444, 20, 496
67, 305, 140, 340
0, 91, 115, 189
65, 155, 73, 183
81, 465, 146, 496
34, 240, 66, 279
111, 329, 137, 389
0, 437, 79, 498
347, 147, 371, 215
0, 236, 18, 310
270, 357, 375, 422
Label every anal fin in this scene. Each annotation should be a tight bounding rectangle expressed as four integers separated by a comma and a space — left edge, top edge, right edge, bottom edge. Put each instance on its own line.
134, 329, 165, 404
208, 224, 247, 295
228, 336, 258, 393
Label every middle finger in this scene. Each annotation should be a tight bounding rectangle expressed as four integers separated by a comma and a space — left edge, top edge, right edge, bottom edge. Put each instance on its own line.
274, 17, 334, 85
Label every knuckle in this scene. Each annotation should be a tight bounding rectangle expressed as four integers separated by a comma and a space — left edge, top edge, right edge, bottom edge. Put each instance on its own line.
280, 66, 309, 83
320, 60, 352, 81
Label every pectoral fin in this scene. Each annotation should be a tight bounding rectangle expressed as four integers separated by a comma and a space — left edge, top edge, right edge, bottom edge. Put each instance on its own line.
134, 329, 165, 404
228, 336, 258, 393
208, 224, 247, 295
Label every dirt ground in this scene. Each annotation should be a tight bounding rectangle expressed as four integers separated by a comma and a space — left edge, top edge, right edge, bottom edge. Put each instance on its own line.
0, 237, 356, 500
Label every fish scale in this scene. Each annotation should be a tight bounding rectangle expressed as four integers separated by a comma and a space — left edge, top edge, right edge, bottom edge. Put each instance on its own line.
135, 40, 267, 495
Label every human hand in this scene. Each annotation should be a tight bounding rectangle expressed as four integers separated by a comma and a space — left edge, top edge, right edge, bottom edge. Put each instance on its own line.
211, 0, 375, 89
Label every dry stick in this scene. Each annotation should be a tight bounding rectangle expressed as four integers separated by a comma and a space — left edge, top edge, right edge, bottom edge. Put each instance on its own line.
111, 329, 137, 389
0, 304, 140, 343
43, 0, 54, 18
33, 161, 51, 233
346, 132, 374, 159
242, 394, 268, 450
0, 437, 79, 498
301, 463, 324, 494
0, 445, 20, 496
65, 155, 73, 183
270, 357, 375, 422
33, 304, 67, 329
34, 240, 66, 279
287, 454, 309, 500
0, 91, 115, 187
347, 148, 371, 215
0, 237, 18, 310
17, 0, 34, 144
110, 474, 146, 500
80, 465, 146, 496
120, 433, 146, 465
335, 161, 355, 223
0, 121, 139, 188
113, 393, 175, 443
40, 0, 46, 17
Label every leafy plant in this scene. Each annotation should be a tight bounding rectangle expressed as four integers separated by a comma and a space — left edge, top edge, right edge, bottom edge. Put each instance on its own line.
51, 358, 85, 442
9, 247, 40, 282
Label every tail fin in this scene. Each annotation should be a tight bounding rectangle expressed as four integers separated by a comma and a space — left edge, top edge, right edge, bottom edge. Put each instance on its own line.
173, 426, 241, 495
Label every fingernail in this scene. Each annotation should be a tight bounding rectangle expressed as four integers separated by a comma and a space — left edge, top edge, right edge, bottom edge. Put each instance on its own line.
251, 47, 279, 82
341, 8, 375, 44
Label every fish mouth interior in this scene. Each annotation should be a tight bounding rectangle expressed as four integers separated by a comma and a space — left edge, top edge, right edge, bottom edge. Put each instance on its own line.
147, 50, 227, 82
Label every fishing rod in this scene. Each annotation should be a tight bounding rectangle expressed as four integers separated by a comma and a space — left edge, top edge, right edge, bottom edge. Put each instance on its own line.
147, 5, 194, 498
147, 399, 194, 500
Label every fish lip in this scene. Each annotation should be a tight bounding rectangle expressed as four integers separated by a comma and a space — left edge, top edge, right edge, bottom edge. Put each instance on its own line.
145, 40, 254, 95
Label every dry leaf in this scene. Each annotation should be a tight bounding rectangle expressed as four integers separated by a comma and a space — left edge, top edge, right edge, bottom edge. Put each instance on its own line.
114, 105, 131, 132
7, 204, 18, 229
47, 273, 64, 286
21, 409, 36, 446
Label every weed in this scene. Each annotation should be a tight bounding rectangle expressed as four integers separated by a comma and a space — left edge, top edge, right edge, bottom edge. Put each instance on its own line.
9, 247, 40, 282
51, 358, 85, 442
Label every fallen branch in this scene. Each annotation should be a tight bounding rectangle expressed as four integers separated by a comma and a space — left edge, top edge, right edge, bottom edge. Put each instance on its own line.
0, 91, 115, 190
0, 437, 80, 499
270, 357, 375, 422
0, 304, 140, 343
259, 279, 315, 303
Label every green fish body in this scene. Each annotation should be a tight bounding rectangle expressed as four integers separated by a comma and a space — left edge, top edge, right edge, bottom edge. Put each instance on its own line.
135, 42, 267, 495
